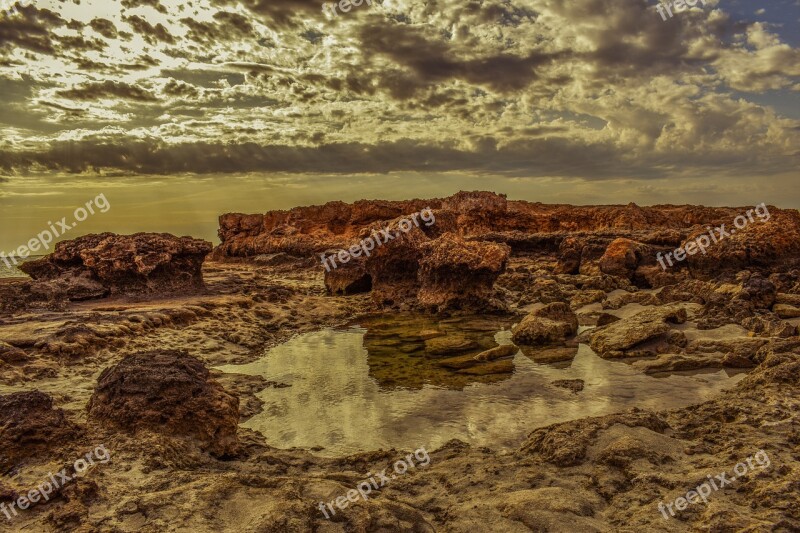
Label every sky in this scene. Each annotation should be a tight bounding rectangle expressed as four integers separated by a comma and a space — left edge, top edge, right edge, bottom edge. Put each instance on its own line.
0, 0, 799, 250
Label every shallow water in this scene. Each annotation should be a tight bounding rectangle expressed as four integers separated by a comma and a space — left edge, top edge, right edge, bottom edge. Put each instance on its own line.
216, 314, 744, 457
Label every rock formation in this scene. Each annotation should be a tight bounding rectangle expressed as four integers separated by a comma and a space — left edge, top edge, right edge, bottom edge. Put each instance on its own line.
512, 302, 579, 346
87, 351, 239, 458
21, 233, 212, 297
0, 391, 80, 473
215, 192, 800, 295
589, 305, 688, 358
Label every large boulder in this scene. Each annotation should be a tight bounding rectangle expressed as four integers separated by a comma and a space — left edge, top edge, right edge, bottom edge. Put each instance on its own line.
21, 233, 212, 297
417, 233, 510, 312
512, 302, 579, 346
0, 391, 80, 473
598, 238, 646, 280
87, 351, 239, 457
365, 218, 430, 307
589, 305, 688, 358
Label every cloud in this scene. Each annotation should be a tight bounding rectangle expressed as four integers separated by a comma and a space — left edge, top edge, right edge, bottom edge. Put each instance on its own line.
55, 80, 158, 102
0, 0, 797, 189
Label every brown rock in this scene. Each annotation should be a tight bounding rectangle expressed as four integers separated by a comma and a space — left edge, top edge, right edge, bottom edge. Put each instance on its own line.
437, 344, 518, 369
474, 344, 519, 361
598, 238, 648, 280
0, 391, 80, 473
323, 254, 371, 295
512, 302, 579, 346
425, 335, 479, 356
589, 305, 688, 358
596, 313, 621, 327
552, 379, 585, 393
21, 233, 212, 297
520, 345, 579, 363
417, 233, 510, 312
87, 350, 239, 457
456, 359, 514, 375
774, 304, 800, 319
685, 208, 800, 278
0, 341, 27, 364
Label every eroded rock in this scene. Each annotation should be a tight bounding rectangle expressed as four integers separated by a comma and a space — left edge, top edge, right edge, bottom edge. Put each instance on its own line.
0, 391, 80, 473
417, 233, 510, 312
87, 350, 239, 457
589, 305, 687, 358
21, 233, 212, 297
512, 302, 578, 346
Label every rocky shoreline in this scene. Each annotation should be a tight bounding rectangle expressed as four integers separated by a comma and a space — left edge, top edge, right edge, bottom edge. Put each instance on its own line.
1, 191, 799, 531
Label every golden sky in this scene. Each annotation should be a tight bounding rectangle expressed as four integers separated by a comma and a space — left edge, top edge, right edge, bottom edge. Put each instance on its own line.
0, 0, 799, 249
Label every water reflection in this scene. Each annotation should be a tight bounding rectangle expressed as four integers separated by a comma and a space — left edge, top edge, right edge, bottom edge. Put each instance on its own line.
216, 318, 744, 457
360, 313, 517, 390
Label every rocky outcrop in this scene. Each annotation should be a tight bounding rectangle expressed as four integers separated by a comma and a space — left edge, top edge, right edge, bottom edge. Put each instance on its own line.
21, 233, 212, 297
323, 254, 371, 295
512, 302, 579, 346
321, 212, 509, 310
589, 305, 688, 358
685, 209, 800, 278
0, 391, 80, 473
598, 238, 648, 280
417, 233, 510, 312
87, 351, 239, 458
217, 193, 800, 309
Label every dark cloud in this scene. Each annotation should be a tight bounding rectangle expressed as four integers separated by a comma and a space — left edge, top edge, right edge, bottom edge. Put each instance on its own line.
0, 5, 65, 54
163, 79, 200, 99
121, 0, 167, 14
90, 18, 118, 39
56, 80, 158, 102
1, 133, 795, 180
358, 23, 566, 97
123, 14, 176, 45
223, 0, 323, 28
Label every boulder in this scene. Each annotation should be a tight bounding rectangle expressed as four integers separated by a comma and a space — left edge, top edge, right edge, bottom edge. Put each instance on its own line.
598, 238, 647, 280
0, 391, 80, 473
589, 305, 688, 358
21, 233, 212, 297
87, 350, 239, 457
512, 302, 578, 346
416, 233, 510, 312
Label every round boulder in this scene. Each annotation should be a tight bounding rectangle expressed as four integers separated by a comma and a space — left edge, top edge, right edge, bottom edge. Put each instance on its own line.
87, 351, 239, 458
